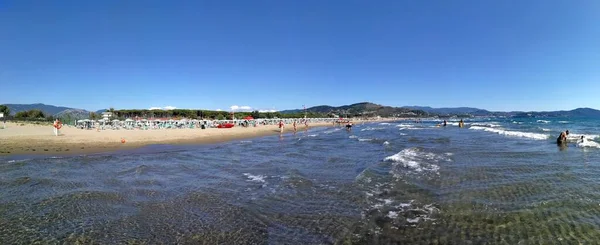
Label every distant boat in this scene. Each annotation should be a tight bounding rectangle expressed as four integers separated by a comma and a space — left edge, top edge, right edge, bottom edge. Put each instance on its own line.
217, 123, 235, 128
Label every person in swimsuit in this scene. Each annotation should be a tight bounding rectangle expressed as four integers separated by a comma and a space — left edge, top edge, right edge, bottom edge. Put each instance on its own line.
278, 120, 284, 133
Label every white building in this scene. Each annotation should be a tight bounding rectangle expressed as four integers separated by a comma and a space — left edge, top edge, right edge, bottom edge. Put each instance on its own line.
102, 112, 113, 120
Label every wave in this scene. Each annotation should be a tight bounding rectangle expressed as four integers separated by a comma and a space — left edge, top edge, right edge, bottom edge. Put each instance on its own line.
243, 173, 266, 183
322, 128, 341, 134
540, 128, 552, 132
568, 134, 599, 141
383, 141, 390, 145
558, 121, 570, 124
349, 135, 358, 139
384, 148, 451, 174
537, 120, 551, 124
361, 127, 386, 131
577, 139, 600, 148
379, 123, 391, 125
470, 123, 501, 128
469, 126, 549, 140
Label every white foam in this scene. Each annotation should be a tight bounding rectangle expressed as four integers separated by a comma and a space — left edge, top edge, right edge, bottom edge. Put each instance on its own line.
361, 127, 386, 131
469, 126, 549, 140
577, 139, 600, 148
471, 123, 501, 128
407, 217, 420, 223
558, 121, 570, 124
243, 173, 266, 183
537, 120, 551, 124
399, 133, 407, 136
568, 134, 600, 140
323, 128, 341, 134
387, 211, 399, 219
349, 135, 358, 139
383, 141, 390, 145
307, 134, 318, 137
540, 128, 551, 132
379, 123, 391, 125
384, 148, 449, 173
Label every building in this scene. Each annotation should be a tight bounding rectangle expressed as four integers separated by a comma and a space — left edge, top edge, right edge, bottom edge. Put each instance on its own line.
102, 112, 113, 120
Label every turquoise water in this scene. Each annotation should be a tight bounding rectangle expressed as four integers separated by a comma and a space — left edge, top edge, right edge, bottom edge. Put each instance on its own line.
1, 117, 600, 244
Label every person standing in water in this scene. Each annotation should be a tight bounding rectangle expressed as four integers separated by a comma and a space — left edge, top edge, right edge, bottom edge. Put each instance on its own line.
557, 131, 568, 145
278, 120, 284, 134
293, 120, 297, 132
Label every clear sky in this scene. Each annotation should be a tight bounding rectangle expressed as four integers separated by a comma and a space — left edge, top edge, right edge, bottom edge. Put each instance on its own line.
1, 0, 599, 112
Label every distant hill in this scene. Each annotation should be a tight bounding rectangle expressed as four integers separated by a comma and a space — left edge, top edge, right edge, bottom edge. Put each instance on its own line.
2, 103, 93, 119
281, 103, 600, 118
402, 106, 488, 115
280, 102, 429, 117
512, 108, 600, 118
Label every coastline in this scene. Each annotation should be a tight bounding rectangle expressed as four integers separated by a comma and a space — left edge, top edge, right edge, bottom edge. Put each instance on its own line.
0, 119, 398, 157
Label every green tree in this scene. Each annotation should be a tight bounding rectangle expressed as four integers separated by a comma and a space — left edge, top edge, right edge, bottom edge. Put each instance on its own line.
0, 105, 9, 123
14, 109, 46, 120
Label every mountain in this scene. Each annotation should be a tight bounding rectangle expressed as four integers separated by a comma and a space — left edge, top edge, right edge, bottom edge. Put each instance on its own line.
512, 108, 600, 118
280, 102, 429, 117
280, 103, 600, 118
402, 106, 487, 115
2, 103, 93, 119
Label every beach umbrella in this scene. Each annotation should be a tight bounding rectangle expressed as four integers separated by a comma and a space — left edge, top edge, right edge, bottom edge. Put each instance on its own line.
244, 116, 254, 120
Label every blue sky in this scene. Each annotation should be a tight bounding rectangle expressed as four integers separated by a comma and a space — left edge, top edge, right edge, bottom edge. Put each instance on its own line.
1, 0, 599, 112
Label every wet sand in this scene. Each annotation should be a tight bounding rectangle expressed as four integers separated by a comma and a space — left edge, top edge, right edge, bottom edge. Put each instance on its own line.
0, 120, 389, 156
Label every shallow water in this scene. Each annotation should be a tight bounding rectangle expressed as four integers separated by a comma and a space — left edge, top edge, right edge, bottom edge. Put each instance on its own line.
1, 118, 600, 244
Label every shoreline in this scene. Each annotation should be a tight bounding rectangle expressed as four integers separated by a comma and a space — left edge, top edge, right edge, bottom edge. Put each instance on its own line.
0, 119, 399, 157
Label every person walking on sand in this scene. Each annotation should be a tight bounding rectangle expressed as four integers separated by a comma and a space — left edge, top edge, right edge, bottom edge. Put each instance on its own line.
279, 120, 284, 134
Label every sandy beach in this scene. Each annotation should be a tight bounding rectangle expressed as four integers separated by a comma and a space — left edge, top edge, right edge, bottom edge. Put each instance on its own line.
0, 119, 392, 156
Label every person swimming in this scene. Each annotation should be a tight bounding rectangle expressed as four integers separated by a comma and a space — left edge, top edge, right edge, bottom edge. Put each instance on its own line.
443, 120, 447, 127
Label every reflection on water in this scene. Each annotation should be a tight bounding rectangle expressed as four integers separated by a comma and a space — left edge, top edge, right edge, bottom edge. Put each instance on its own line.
2, 120, 600, 244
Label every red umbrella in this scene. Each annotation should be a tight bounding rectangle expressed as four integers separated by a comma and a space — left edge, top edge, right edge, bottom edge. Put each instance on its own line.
244, 116, 254, 120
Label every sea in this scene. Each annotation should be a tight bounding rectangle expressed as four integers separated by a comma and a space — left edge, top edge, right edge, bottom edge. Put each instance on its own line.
1, 117, 600, 244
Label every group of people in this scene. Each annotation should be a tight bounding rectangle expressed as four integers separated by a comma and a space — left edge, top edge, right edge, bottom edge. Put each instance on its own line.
279, 120, 308, 133
557, 129, 587, 145
438, 119, 464, 127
